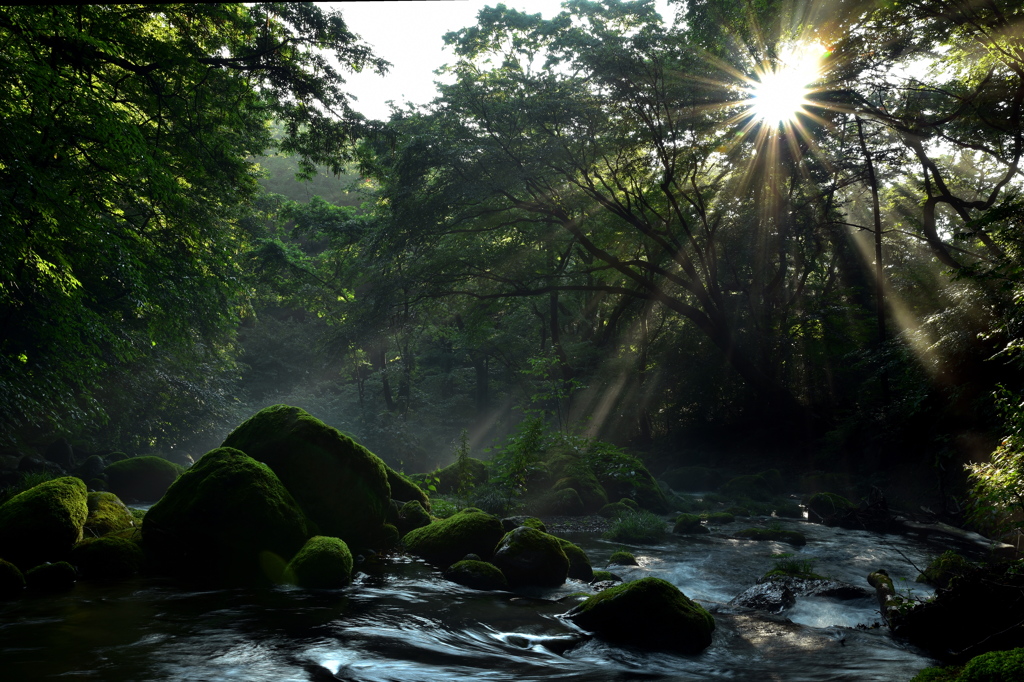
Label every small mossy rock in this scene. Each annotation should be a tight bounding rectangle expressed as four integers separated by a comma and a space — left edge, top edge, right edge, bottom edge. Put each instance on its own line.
609, 550, 638, 566
501, 516, 547, 533
598, 502, 632, 519
735, 527, 807, 546
492, 527, 569, 588
565, 576, 715, 654
142, 447, 312, 585
673, 513, 708, 534
772, 501, 804, 519
386, 466, 430, 511
554, 473, 608, 514
556, 538, 593, 582
0, 476, 88, 569
702, 512, 736, 525
958, 648, 1024, 682
284, 536, 353, 589
72, 536, 144, 581
25, 561, 76, 591
805, 492, 855, 521
402, 509, 505, 569
84, 491, 135, 537
398, 500, 432, 536
591, 570, 620, 583
221, 405, 390, 550
376, 523, 401, 549
104, 456, 182, 502
0, 558, 25, 597
444, 559, 508, 591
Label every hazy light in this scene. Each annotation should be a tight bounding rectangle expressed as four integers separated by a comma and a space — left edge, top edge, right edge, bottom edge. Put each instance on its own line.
749, 42, 829, 126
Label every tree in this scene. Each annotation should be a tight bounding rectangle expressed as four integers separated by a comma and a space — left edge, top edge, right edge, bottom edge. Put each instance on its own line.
0, 4, 387, 447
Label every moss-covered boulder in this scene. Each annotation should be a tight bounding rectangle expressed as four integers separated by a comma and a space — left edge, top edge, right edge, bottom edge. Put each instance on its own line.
586, 444, 668, 512
84, 491, 135, 537
221, 405, 390, 550
533, 487, 585, 516
386, 466, 430, 511
492, 526, 569, 588
556, 537, 593, 582
0, 558, 25, 597
104, 456, 182, 502
553, 472, 608, 514
957, 648, 1024, 682
735, 527, 807, 546
25, 561, 77, 591
805, 492, 855, 522
609, 550, 638, 566
397, 500, 431, 536
702, 512, 736, 525
284, 535, 353, 589
673, 513, 709, 535
565, 577, 715, 654
0, 476, 88, 569
402, 509, 505, 569
444, 559, 508, 591
72, 536, 144, 581
142, 447, 312, 585
598, 502, 632, 519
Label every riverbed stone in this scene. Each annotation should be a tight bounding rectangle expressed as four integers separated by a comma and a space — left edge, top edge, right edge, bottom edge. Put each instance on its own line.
221, 404, 390, 550
444, 559, 508, 591
673, 513, 709, 534
104, 456, 183, 502
25, 561, 77, 591
84, 491, 135, 537
730, 580, 796, 613
556, 537, 593, 582
284, 535, 353, 588
492, 526, 569, 588
0, 476, 88, 569
0, 557, 25, 597
402, 508, 505, 568
72, 535, 145, 580
143, 447, 312, 585
565, 576, 715, 654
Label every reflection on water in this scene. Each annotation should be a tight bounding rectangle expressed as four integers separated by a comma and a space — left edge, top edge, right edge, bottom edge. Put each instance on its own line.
0, 517, 950, 681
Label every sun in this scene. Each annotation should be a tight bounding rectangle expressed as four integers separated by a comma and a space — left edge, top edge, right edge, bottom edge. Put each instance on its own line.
749, 42, 828, 126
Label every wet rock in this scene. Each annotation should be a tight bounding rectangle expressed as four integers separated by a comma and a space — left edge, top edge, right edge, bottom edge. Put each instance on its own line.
501, 516, 547, 533
386, 467, 430, 510
72, 535, 144, 581
25, 561, 76, 591
0, 476, 88, 569
444, 559, 508, 591
555, 537, 593, 582
84, 491, 135, 537
0, 558, 25, 598
730, 580, 796, 613
397, 500, 431, 536
284, 536, 354, 589
403, 508, 505, 569
565, 576, 715, 654
492, 526, 569, 587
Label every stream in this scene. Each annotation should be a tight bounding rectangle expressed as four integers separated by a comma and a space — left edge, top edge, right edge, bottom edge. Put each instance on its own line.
0, 515, 967, 681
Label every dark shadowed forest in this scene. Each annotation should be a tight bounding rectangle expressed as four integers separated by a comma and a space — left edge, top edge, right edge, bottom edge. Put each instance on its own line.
3, 3, 1024, 680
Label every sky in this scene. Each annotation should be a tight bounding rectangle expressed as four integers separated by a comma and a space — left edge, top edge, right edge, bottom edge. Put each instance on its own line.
326, 0, 674, 121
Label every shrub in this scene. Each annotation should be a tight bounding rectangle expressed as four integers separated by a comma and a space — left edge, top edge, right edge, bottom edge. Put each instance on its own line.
603, 510, 666, 544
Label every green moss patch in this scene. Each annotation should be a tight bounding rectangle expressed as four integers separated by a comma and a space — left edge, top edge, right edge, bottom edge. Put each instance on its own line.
492, 526, 569, 588
402, 509, 505, 569
673, 513, 708, 534
565, 576, 714, 654
104, 456, 182, 502
84, 491, 135, 537
284, 536, 353, 589
444, 559, 508, 591
609, 550, 638, 566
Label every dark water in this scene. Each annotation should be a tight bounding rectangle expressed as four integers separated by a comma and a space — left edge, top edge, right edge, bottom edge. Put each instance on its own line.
0, 516, 958, 681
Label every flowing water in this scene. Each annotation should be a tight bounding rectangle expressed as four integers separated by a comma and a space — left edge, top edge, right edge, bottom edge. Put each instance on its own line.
0, 515, 973, 681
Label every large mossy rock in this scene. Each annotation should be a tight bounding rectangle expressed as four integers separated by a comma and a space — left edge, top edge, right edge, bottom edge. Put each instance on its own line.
104, 456, 182, 501
142, 447, 312, 585
284, 535, 353, 589
805, 492, 855, 522
556, 537, 593, 582
492, 526, 569, 588
444, 559, 509, 591
72, 535, 145, 581
0, 476, 88, 569
565, 576, 715, 654
84, 491, 135, 536
402, 508, 505, 569
222, 405, 390, 550
585, 445, 668, 512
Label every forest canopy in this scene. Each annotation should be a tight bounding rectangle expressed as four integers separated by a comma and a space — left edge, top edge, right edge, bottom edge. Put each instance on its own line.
2, 0, 1024, 518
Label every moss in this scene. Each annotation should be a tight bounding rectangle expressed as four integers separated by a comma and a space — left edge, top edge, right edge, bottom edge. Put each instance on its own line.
619, 498, 639, 511
603, 509, 666, 544
103, 456, 182, 501
591, 570, 619, 583
398, 500, 432, 536
402, 509, 505, 568
609, 550, 638, 566
735, 527, 807, 546
565, 576, 715, 654
0, 476, 88, 569
0, 558, 26, 597
958, 648, 1024, 681
284, 536, 353, 589
556, 537, 594, 582
386, 466, 430, 510
221, 404, 390, 550
444, 559, 508, 591
84, 491, 135, 537
25, 561, 76, 591
142, 447, 312, 586
772, 501, 804, 519
554, 472, 608, 514
376, 523, 401, 549
805, 492, 855, 520
598, 501, 632, 519
533, 487, 585, 516
701, 512, 735, 524
916, 551, 976, 589
673, 513, 708, 534
586, 444, 668, 512
72, 536, 144, 580
492, 526, 569, 587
